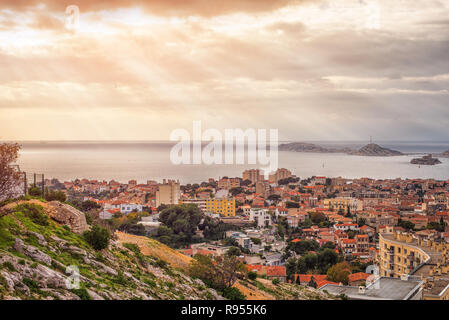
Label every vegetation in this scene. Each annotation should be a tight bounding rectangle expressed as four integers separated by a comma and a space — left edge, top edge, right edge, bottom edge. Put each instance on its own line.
83, 225, 110, 250
153, 204, 203, 248
222, 287, 245, 300
326, 262, 351, 285
188, 254, 247, 292
0, 143, 22, 200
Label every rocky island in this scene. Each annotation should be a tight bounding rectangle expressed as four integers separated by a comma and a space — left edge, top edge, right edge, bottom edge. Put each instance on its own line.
411, 154, 442, 165
278, 142, 351, 153
349, 143, 403, 157
279, 142, 404, 157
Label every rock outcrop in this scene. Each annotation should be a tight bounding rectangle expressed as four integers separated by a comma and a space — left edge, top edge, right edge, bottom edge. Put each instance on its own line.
46, 201, 89, 234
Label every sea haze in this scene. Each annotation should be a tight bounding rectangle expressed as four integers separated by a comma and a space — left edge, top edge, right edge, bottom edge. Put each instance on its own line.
16, 141, 449, 184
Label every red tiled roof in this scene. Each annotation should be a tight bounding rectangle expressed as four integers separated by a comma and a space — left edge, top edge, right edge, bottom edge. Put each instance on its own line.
348, 272, 371, 283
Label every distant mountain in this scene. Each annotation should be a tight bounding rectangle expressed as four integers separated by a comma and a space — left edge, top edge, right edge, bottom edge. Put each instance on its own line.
349, 143, 403, 156
278, 142, 351, 153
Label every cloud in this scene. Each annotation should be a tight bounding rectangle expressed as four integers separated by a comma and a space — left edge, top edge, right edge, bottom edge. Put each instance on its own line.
0, 0, 314, 17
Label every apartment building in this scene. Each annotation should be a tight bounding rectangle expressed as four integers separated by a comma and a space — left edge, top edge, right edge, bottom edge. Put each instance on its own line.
205, 197, 236, 217
249, 208, 272, 228
242, 169, 263, 184
269, 168, 292, 184
378, 230, 449, 279
217, 177, 240, 190
323, 197, 360, 212
156, 179, 180, 207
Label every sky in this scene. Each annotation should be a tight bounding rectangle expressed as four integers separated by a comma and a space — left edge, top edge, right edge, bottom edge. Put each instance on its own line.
0, 0, 449, 141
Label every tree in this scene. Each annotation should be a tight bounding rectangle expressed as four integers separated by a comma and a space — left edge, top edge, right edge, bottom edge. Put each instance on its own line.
248, 271, 257, 281
326, 262, 351, 285
0, 143, 22, 200
311, 212, 326, 224
45, 189, 66, 202
188, 254, 246, 291
83, 225, 110, 250
226, 246, 242, 257
398, 218, 415, 231
308, 276, 317, 288
28, 186, 42, 197
317, 248, 339, 273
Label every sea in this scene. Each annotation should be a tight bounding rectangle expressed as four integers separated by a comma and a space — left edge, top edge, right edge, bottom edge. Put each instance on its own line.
15, 141, 449, 184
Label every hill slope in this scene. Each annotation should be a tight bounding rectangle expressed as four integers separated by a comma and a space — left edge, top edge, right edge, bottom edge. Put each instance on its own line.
0, 200, 221, 300
0, 200, 337, 300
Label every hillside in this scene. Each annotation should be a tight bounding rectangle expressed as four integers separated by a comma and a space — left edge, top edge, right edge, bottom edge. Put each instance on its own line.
0, 200, 221, 300
115, 231, 192, 270
0, 200, 337, 300
349, 143, 403, 156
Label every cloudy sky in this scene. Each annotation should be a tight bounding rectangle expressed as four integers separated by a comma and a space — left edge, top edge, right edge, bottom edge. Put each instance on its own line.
0, 0, 448, 141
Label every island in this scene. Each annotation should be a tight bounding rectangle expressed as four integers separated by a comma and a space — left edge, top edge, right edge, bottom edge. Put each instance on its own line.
411, 154, 442, 165
348, 143, 403, 156
278, 142, 351, 153
279, 142, 404, 157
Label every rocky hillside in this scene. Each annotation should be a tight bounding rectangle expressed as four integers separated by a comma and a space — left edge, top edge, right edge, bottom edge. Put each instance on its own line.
0, 200, 221, 300
0, 200, 337, 300
349, 143, 403, 156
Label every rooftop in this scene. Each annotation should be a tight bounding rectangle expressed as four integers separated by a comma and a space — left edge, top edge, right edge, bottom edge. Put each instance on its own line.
320, 277, 423, 300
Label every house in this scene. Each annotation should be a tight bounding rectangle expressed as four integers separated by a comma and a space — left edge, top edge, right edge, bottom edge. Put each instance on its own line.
348, 272, 371, 286
247, 265, 287, 283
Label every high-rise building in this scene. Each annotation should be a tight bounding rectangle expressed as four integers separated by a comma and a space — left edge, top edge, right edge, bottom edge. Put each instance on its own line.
156, 179, 180, 207
269, 168, 292, 184
242, 169, 263, 184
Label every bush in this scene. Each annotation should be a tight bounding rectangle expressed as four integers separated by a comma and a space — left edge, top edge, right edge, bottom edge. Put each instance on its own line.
222, 287, 245, 300
71, 288, 91, 300
15, 203, 49, 226
272, 278, 280, 285
248, 271, 257, 281
83, 225, 110, 250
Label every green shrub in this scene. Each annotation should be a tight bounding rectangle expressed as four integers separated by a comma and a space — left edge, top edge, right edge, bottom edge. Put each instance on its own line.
222, 287, 245, 300
248, 271, 257, 281
83, 225, 110, 250
71, 288, 91, 300
272, 278, 280, 285
3, 261, 16, 272
16, 203, 49, 226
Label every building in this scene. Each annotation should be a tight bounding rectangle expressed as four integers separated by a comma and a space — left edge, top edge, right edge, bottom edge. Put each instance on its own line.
156, 179, 180, 207
355, 234, 369, 254
249, 208, 272, 228
179, 198, 207, 211
205, 197, 235, 217
242, 169, 263, 184
255, 181, 270, 198
323, 197, 360, 212
217, 177, 240, 190
320, 277, 424, 300
378, 230, 449, 279
269, 168, 292, 184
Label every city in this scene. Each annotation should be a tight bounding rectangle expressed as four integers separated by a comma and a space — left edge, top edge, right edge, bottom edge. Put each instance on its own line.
18, 167, 449, 300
